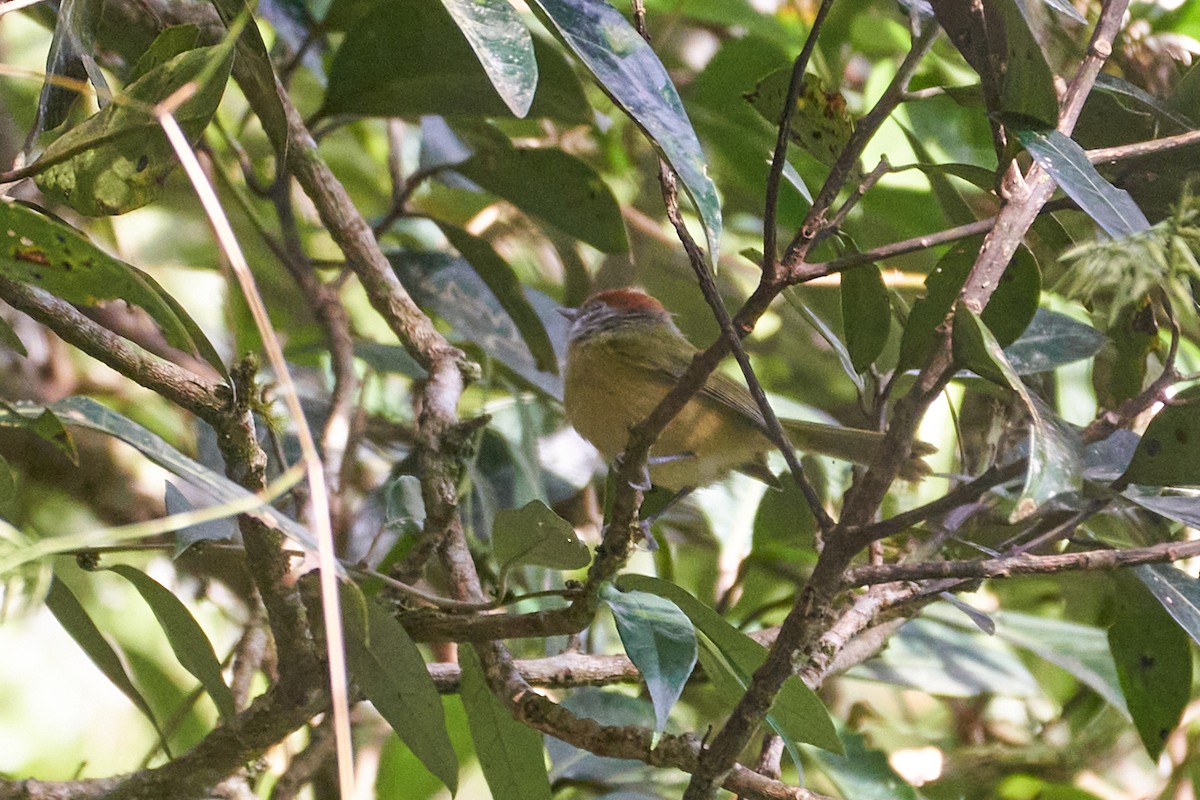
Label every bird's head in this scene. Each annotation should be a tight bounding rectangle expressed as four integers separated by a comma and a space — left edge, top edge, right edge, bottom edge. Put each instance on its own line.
559, 288, 678, 344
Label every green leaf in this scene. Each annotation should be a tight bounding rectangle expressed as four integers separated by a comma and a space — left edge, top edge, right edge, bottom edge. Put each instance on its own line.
165, 481, 238, 556
529, 0, 722, 263
598, 582, 697, 733
994, 0, 1058, 125
0, 401, 79, 465
810, 727, 919, 800
1122, 387, 1200, 486
615, 573, 842, 754
322, 0, 588, 122
34, 39, 234, 216
45, 576, 172, 754
840, 265, 890, 373
459, 644, 552, 800
342, 583, 459, 793
437, 224, 557, 374
492, 500, 590, 572
441, 0, 537, 118
0, 397, 317, 552
0, 200, 228, 382
209, 0, 289, 158
1124, 491, 1200, 529
0, 453, 18, 521
1108, 571, 1191, 760
1017, 128, 1151, 238
129, 25, 200, 82
454, 140, 628, 255
898, 238, 1040, 373
1001, 308, 1107, 375
953, 308, 1082, 520
105, 564, 236, 720
744, 68, 855, 170
1134, 564, 1200, 647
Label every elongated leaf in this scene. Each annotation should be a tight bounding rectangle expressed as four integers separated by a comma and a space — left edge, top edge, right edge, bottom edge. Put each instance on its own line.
529, 0, 722, 262
599, 582, 697, 733
459, 644, 552, 800
106, 564, 235, 720
322, 0, 587, 122
1017, 128, 1151, 238
0, 397, 317, 552
954, 308, 1082, 520
840, 265, 890, 373
165, 481, 238, 556
343, 584, 459, 793
438, 224, 557, 374
441, 0, 537, 117
454, 141, 628, 255
1124, 491, 1200, 529
210, 0, 288, 158
0, 199, 228, 381
1002, 308, 1106, 375
45, 577, 171, 753
1108, 571, 1190, 760
1135, 564, 1200, 646
492, 500, 590, 572
1121, 387, 1200, 486
35, 39, 234, 216
0, 400, 78, 465
616, 573, 841, 754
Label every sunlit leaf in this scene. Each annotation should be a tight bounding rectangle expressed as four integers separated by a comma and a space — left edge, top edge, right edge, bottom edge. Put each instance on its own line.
529, 0, 722, 262
599, 582, 697, 733
440, 0, 537, 117
744, 68, 855, 169
106, 564, 236, 720
1017, 128, 1151, 238
459, 643, 552, 800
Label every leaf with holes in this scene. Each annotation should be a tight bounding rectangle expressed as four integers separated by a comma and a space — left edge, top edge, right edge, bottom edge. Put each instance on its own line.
1121, 386, 1200, 486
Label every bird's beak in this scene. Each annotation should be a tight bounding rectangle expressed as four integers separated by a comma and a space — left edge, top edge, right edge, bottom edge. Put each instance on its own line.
557, 306, 578, 321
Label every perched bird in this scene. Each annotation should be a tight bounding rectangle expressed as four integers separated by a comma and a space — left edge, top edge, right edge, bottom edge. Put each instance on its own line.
560, 288, 933, 490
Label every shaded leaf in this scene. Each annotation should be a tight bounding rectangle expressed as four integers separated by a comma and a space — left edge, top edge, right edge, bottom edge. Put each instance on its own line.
1002, 308, 1106, 374
1135, 564, 1200, 647
1017, 128, 1151, 238
810, 727, 919, 800
0, 401, 79, 465
437, 224, 557, 374
529, 0, 721, 262
441, 0, 537, 117
744, 68, 855, 169
323, 0, 588, 122
1122, 387, 1200, 487
840, 265, 890, 373
492, 500, 590, 572
343, 583, 459, 792
165, 481, 237, 557
616, 573, 841, 754
459, 643, 552, 800
34, 38, 234, 216
45, 577, 171, 753
1108, 571, 1190, 760
954, 308, 1082, 520
453, 140, 628, 255
0, 200, 228, 383
106, 564, 235, 720
599, 582, 697, 733
1124, 491, 1200, 529
210, 0, 289, 158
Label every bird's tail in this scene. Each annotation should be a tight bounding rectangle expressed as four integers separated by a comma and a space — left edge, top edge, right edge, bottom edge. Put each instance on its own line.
779, 418, 937, 481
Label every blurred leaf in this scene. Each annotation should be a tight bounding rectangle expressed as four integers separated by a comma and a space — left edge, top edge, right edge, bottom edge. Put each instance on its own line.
389, 251, 567, 399
1134, 564, 1200, 646
810, 727, 919, 800
0, 454, 17, 521
954, 308, 1082, 520
0, 401, 79, 465
33, 0, 96, 135
1002, 308, 1106, 374
0, 315, 26, 357
599, 582, 697, 733
441, 0, 537, 117
459, 643, 552, 800
1124, 491, 1200, 529
1093, 74, 1194, 132
1108, 571, 1190, 760
323, 1, 588, 122
840, 265, 890, 373
529, 0, 722, 262
898, 238, 1040, 373
546, 689, 654, 784
437, 224, 557, 374
106, 564, 235, 720
0, 200, 228, 381
343, 583, 459, 793
1122, 386, 1200, 486
492, 500, 590, 572
34, 38, 234, 216
129, 25, 200, 82
616, 573, 842, 754
745, 69, 855, 169
0, 397, 317, 551
453, 140, 628, 254
165, 482, 237, 557
209, 0, 288, 157
352, 340, 427, 377
46, 576, 172, 754
1017, 128, 1151, 238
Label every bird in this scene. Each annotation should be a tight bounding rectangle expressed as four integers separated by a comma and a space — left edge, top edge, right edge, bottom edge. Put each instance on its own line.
559, 287, 934, 491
